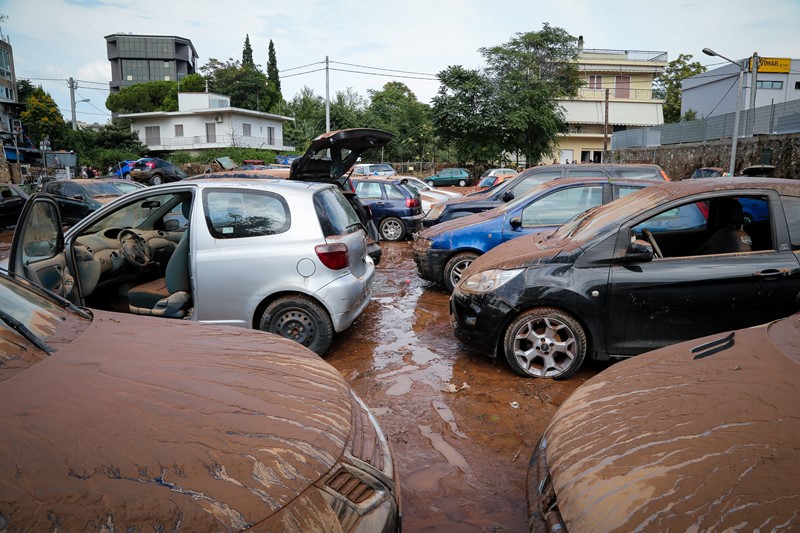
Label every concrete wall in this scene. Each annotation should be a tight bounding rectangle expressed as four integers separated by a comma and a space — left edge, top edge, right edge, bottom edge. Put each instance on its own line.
605, 132, 800, 180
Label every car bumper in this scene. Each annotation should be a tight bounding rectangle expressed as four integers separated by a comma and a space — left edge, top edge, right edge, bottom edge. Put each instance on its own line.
320, 263, 375, 332
422, 217, 440, 229
411, 246, 449, 284
450, 286, 515, 356
402, 214, 424, 236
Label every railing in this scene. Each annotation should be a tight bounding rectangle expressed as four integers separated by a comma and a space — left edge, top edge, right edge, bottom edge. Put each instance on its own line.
611, 99, 800, 148
577, 87, 658, 100
145, 134, 294, 151
580, 49, 668, 63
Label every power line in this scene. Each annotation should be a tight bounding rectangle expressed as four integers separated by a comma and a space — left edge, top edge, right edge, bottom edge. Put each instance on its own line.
330, 60, 437, 77
280, 67, 325, 79
329, 67, 438, 81
280, 61, 324, 73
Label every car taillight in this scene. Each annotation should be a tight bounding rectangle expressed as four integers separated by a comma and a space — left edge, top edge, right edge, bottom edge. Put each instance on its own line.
146, 161, 155, 169
406, 197, 419, 208
315, 243, 349, 270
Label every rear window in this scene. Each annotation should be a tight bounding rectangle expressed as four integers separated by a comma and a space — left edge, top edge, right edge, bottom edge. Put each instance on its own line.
386, 184, 406, 200
314, 188, 361, 237
203, 189, 290, 239
616, 169, 659, 180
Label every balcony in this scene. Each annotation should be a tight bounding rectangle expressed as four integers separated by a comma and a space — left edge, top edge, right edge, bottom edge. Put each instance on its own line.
576, 87, 662, 101
143, 133, 295, 152
579, 49, 668, 63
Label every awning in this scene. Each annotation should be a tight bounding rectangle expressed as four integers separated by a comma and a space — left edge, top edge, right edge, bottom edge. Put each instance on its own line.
561, 100, 664, 126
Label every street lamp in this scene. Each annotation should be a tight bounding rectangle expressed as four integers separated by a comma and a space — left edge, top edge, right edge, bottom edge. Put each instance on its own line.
702, 47, 744, 176
70, 98, 90, 131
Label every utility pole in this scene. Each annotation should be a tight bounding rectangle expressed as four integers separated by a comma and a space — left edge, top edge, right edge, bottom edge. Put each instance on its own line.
325, 56, 330, 132
69, 77, 78, 131
603, 88, 610, 161
749, 52, 759, 135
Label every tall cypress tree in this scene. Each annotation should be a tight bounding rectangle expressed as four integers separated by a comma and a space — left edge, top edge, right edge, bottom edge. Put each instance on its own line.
267, 39, 281, 94
242, 34, 254, 68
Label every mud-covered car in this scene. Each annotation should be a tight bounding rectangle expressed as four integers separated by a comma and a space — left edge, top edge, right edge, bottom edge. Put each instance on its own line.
131, 157, 189, 185
42, 178, 123, 224
0, 269, 400, 531
452, 178, 800, 379
528, 313, 800, 532
424, 164, 669, 228
414, 178, 655, 293
0, 182, 28, 227
10, 178, 375, 356
353, 177, 423, 241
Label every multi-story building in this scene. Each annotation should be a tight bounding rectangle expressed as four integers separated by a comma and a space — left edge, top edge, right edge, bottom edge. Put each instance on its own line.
556, 36, 667, 164
0, 32, 19, 135
120, 92, 294, 152
105, 33, 198, 93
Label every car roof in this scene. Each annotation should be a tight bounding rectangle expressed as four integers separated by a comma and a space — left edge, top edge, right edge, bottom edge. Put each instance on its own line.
149, 176, 333, 193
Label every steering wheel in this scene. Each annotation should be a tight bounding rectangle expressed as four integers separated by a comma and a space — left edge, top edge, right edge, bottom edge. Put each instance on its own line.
118, 229, 152, 267
642, 228, 663, 259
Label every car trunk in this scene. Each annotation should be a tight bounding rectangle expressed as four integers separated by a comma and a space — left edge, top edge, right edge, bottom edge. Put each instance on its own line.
329, 230, 368, 278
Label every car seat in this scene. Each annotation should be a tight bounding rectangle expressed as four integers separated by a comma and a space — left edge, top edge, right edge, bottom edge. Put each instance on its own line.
693, 198, 752, 255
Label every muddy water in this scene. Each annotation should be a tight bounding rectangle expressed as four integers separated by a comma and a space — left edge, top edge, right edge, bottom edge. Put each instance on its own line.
0, 228, 601, 531
327, 242, 601, 532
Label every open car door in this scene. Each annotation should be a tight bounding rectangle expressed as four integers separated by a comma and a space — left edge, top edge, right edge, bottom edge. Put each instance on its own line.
8, 193, 74, 299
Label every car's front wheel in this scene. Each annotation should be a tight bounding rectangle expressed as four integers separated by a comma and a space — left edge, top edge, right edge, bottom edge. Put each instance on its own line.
379, 217, 406, 241
458, 179, 467, 187
150, 174, 163, 185
443, 251, 478, 293
426, 180, 435, 187
503, 307, 587, 380
260, 295, 334, 356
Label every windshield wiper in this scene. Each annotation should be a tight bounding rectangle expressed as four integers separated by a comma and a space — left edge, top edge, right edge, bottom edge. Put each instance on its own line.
0, 309, 52, 353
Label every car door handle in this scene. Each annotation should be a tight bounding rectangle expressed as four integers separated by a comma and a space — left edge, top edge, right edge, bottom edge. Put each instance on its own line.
375, 202, 386, 206
754, 268, 791, 280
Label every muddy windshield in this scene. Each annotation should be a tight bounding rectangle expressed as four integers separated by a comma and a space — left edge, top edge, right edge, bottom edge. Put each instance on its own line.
551, 187, 671, 241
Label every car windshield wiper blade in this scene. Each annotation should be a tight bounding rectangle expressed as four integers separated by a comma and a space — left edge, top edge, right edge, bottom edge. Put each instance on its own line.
0, 309, 52, 353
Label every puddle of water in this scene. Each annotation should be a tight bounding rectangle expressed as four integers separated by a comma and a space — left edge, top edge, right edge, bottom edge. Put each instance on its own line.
369, 407, 393, 416
386, 374, 413, 396
376, 364, 418, 379
418, 424, 470, 472
404, 462, 454, 491
432, 400, 467, 438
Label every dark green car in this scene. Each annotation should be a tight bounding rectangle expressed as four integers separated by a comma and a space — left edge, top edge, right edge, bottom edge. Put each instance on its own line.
425, 167, 472, 187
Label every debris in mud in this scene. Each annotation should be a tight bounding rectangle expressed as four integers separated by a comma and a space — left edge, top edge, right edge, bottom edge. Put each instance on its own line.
443, 382, 469, 393
509, 401, 519, 409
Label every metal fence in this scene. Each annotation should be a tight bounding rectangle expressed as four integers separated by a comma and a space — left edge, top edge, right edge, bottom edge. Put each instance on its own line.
612, 99, 800, 149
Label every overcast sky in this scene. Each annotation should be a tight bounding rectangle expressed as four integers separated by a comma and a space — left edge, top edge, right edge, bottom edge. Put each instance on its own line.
4, 0, 800, 125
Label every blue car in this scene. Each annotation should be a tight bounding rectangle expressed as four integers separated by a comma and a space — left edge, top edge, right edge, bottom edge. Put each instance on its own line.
353, 177, 424, 241
413, 178, 657, 292
109, 160, 139, 179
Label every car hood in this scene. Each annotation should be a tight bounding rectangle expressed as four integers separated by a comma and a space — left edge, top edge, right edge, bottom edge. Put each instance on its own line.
289, 128, 394, 189
460, 231, 574, 277
420, 209, 500, 239
0, 310, 353, 531
544, 314, 800, 532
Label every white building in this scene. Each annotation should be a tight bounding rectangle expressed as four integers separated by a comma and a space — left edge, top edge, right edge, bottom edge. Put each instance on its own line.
120, 92, 295, 152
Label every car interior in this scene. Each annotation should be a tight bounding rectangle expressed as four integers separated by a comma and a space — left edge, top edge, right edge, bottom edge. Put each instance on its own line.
632, 195, 771, 259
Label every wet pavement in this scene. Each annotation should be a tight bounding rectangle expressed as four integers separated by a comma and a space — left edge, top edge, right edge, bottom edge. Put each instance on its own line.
325, 241, 602, 532
0, 228, 603, 532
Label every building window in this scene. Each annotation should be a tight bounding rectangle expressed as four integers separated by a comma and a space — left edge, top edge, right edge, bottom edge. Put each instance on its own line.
614, 76, 631, 98
242, 123, 251, 137
145, 126, 161, 146
267, 126, 275, 145
756, 80, 784, 90
796, 81, 800, 90
588, 75, 603, 90
175, 124, 184, 137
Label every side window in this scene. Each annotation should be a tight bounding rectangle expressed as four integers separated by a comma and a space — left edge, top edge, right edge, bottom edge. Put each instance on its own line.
0, 186, 19, 200
781, 196, 800, 250
386, 184, 405, 200
62, 182, 82, 198
20, 201, 61, 263
521, 186, 603, 226
441, 169, 452, 178
614, 185, 644, 200
617, 169, 657, 180
566, 170, 606, 178
355, 181, 383, 199
314, 188, 360, 237
204, 190, 290, 239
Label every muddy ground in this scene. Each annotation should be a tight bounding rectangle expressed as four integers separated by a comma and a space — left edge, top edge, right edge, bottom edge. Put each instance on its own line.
0, 229, 607, 532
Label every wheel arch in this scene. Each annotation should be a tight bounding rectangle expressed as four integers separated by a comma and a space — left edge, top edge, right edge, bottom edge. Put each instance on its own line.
251, 289, 333, 330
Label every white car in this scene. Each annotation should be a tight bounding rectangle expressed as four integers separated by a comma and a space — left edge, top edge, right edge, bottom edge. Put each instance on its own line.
351, 163, 396, 177
10, 179, 375, 355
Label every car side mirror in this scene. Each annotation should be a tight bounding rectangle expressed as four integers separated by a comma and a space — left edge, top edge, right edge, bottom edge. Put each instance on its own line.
502, 191, 514, 202
164, 219, 180, 231
620, 239, 654, 263
510, 217, 522, 229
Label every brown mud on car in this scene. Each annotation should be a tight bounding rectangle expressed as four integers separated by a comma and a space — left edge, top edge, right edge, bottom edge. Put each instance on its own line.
528, 313, 800, 532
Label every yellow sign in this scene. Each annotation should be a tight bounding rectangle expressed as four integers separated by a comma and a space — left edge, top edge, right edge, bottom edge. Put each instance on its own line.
751, 57, 791, 73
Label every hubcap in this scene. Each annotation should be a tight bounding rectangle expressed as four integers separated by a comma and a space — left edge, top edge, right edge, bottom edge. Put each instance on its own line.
383, 221, 402, 240
513, 316, 576, 378
449, 257, 473, 287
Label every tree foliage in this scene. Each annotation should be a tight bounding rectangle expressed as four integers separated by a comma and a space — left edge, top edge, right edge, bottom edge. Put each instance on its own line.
366, 82, 432, 162
201, 57, 270, 111
179, 73, 205, 92
106, 81, 181, 114
283, 86, 326, 149
20, 87, 67, 146
654, 53, 707, 123
266, 39, 282, 112
242, 34, 254, 67
432, 24, 581, 166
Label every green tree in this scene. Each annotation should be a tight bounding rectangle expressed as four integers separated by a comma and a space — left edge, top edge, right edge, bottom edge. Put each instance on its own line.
178, 73, 205, 92
106, 81, 181, 113
267, 39, 281, 94
283, 86, 326, 148
20, 87, 67, 146
366, 82, 432, 162
654, 53, 707, 123
242, 34, 254, 67
17, 79, 34, 106
200, 58, 269, 111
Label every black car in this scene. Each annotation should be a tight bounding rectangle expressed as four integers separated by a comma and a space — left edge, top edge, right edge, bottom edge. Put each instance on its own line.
423, 163, 669, 228
0, 183, 28, 227
451, 177, 800, 379
131, 157, 189, 185
41, 179, 122, 225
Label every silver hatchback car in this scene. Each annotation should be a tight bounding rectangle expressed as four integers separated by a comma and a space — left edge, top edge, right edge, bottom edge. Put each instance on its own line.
9, 178, 375, 355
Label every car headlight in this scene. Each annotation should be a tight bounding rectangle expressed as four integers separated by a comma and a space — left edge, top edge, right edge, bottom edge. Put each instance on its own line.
460, 268, 524, 293
425, 204, 445, 220
413, 237, 433, 252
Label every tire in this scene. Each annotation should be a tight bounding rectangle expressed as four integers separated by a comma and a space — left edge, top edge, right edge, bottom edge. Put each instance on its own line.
379, 217, 406, 241
443, 251, 478, 293
150, 174, 163, 185
458, 179, 467, 187
503, 307, 587, 380
260, 295, 334, 356
426, 180, 435, 187
123, 172, 131, 180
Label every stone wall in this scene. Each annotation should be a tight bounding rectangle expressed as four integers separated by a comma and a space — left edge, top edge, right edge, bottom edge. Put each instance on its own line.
604, 132, 800, 180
